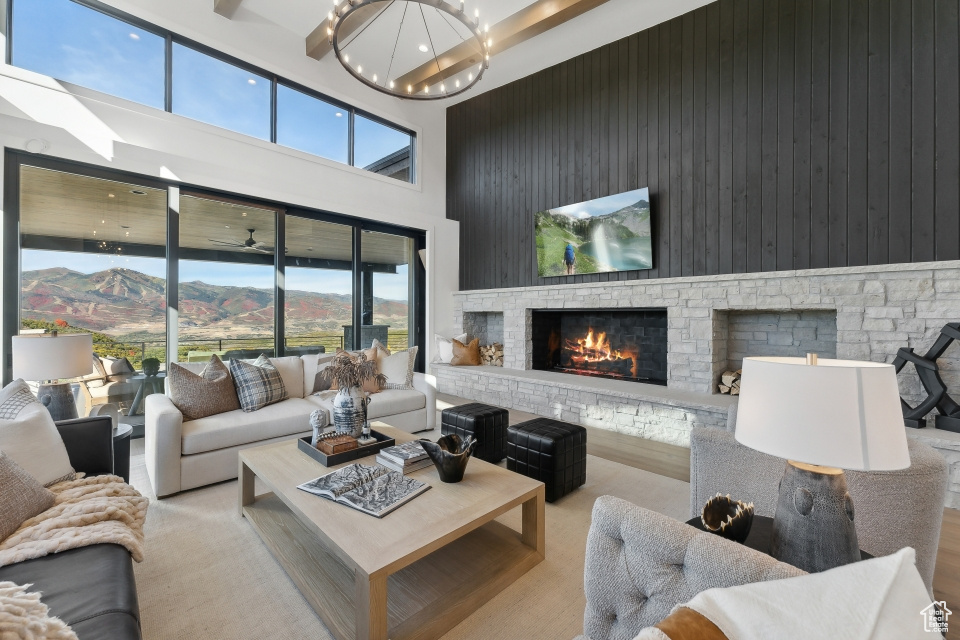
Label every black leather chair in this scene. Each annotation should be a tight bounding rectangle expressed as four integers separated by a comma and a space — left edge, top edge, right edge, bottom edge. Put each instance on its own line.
0, 416, 142, 640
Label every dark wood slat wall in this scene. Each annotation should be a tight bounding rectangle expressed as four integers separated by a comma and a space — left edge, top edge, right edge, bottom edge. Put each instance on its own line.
445, 0, 960, 291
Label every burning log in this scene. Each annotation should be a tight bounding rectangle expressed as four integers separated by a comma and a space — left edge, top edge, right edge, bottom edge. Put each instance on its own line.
480, 343, 504, 367
718, 369, 742, 395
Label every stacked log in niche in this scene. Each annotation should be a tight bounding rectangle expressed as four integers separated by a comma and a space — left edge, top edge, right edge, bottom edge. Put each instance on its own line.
718, 369, 742, 395
480, 343, 504, 367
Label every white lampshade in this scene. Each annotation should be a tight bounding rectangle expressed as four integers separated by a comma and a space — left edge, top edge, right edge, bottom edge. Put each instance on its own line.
12, 333, 93, 381
735, 356, 910, 471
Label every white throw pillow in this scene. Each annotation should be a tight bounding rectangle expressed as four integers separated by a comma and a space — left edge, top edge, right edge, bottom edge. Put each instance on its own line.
675, 547, 932, 640
379, 346, 419, 389
0, 380, 75, 487
433, 333, 468, 364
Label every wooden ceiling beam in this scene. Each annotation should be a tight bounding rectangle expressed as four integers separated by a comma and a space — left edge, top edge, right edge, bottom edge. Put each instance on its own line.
394, 0, 611, 91
213, 0, 244, 19
306, 3, 386, 61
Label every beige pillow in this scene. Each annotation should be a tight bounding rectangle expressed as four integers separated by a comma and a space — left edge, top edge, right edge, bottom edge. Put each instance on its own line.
310, 354, 337, 394
451, 338, 481, 366
168, 356, 240, 420
379, 346, 418, 389
0, 380, 75, 487
100, 356, 134, 376
0, 451, 55, 541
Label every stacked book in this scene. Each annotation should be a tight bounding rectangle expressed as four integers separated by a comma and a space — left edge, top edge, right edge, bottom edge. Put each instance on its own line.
376, 441, 433, 475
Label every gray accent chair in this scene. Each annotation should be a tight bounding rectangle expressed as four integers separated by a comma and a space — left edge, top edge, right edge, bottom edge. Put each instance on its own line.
574, 496, 805, 640
689, 402, 948, 593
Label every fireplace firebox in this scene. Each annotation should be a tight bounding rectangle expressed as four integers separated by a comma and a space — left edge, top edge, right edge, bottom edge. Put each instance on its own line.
531, 309, 668, 385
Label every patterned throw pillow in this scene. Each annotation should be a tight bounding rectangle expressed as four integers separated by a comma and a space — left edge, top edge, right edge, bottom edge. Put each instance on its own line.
0, 380, 75, 487
230, 355, 287, 412
0, 451, 55, 542
168, 355, 241, 421
0, 384, 38, 420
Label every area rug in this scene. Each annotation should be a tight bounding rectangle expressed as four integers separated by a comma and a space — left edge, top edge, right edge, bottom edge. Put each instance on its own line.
129, 433, 690, 640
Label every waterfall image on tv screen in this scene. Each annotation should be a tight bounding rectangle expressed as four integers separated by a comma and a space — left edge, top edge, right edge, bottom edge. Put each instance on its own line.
535, 188, 652, 277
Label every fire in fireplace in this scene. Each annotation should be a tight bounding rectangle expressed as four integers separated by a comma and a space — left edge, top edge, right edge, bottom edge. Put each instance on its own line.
532, 309, 667, 385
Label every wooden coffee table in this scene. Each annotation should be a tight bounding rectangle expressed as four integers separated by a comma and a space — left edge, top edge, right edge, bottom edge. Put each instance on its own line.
238, 424, 546, 640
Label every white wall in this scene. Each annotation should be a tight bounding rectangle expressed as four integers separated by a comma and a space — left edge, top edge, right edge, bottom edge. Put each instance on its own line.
0, 0, 460, 368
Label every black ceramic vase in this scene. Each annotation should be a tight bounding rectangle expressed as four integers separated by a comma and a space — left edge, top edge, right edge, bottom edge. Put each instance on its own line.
701, 493, 755, 543
420, 434, 478, 483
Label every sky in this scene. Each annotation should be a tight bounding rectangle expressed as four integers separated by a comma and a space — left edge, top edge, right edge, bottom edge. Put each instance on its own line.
12, 0, 410, 170
22, 250, 411, 300
548, 188, 650, 220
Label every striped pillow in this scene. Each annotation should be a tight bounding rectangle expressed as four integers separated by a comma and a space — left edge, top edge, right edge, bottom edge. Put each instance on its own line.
229, 355, 287, 412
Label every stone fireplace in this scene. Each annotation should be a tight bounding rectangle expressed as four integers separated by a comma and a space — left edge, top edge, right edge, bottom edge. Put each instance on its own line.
531, 309, 667, 385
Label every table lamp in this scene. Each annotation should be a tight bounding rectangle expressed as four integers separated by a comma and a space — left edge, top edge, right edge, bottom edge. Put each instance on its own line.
12, 332, 93, 421
735, 354, 910, 573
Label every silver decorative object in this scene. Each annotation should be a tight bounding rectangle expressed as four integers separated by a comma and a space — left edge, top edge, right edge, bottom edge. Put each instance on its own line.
309, 409, 330, 447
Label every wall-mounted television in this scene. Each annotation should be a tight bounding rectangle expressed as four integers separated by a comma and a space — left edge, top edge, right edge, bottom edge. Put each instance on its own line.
535, 188, 652, 278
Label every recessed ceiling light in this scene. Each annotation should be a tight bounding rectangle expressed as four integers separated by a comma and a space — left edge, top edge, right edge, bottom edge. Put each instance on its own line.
418, 44, 429, 53
248, 78, 257, 85
108, 193, 115, 198
129, 33, 140, 41
242, 212, 247, 217
225, 225, 231, 229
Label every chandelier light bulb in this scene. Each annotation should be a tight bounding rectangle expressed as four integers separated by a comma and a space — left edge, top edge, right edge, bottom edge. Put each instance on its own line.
407, 84, 413, 93
424, 85, 429, 94
373, 73, 378, 83
484, 24, 489, 33
455, 79, 461, 88
390, 80, 395, 89
468, 72, 473, 81
441, 83, 446, 92
328, 11, 333, 22
344, 53, 349, 63
357, 65, 362, 74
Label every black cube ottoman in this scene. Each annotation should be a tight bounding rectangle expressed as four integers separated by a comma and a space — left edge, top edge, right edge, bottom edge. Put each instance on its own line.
440, 402, 509, 463
507, 418, 587, 503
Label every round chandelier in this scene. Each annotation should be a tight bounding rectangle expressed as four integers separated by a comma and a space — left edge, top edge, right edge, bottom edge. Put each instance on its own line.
328, 0, 491, 100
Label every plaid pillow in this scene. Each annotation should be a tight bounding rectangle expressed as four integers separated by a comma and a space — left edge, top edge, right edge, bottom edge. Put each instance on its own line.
229, 355, 287, 412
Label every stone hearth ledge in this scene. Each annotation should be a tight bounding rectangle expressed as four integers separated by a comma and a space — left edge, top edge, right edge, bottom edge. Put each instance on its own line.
431, 363, 733, 446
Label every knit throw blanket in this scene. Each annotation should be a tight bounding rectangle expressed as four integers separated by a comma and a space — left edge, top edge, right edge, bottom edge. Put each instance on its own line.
0, 582, 78, 640
0, 475, 147, 568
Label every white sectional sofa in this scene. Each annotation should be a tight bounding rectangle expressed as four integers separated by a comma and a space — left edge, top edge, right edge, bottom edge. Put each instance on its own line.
145, 354, 436, 497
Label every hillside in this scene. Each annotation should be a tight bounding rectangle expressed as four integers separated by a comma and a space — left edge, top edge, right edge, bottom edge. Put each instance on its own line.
21, 267, 408, 338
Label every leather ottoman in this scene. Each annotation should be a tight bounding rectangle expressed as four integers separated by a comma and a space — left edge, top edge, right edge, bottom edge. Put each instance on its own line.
507, 418, 587, 502
441, 402, 508, 463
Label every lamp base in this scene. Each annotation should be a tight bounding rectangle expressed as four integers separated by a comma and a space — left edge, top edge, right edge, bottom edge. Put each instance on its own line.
770, 460, 860, 573
37, 382, 78, 422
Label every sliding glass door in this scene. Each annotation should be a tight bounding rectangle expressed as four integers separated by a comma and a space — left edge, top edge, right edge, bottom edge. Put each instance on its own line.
178, 194, 278, 362
17, 165, 167, 416
4, 152, 425, 387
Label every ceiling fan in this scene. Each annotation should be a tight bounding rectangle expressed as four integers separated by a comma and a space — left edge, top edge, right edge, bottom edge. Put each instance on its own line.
208, 228, 274, 254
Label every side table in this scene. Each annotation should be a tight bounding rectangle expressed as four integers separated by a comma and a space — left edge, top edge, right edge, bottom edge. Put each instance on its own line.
685, 515, 873, 565
113, 423, 133, 483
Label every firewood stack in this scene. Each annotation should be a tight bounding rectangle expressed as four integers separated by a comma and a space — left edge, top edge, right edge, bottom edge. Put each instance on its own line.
718, 369, 742, 395
480, 343, 504, 367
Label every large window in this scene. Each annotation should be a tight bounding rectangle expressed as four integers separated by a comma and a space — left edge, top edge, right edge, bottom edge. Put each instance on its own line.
359, 231, 416, 351
18, 165, 167, 422
354, 116, 414, 183
172, 44, 271, 141
284, 217, 354, 354
11, 0, 164, 108
178, 195, 277, 360
5, 154, 425, 391
8, 0, 416, 182
276, 85, 349, 164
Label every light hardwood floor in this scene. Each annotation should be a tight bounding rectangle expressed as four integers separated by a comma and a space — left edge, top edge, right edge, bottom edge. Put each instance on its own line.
436, 392, 959, 636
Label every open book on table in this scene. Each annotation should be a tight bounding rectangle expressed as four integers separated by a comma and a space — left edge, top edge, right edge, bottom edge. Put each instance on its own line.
297, 463, 430, 518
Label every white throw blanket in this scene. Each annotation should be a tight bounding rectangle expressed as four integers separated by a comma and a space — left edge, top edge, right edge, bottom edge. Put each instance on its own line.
680, 547, 931, 640
0, 582, 78, 640
0, 475, 147, 567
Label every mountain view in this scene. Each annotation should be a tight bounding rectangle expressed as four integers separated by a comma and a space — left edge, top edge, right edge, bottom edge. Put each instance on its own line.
21, 267, 409, 342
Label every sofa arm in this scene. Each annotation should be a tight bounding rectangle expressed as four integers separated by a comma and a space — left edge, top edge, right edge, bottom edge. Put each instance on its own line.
145, 394, 184, 498
55, 416, 114, 476
581, 496, 804, 640
412, 373, 437, 430
689, 426, 784, 520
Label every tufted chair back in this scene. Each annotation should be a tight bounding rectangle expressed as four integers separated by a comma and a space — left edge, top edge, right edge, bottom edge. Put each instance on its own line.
577, 496, 804, 640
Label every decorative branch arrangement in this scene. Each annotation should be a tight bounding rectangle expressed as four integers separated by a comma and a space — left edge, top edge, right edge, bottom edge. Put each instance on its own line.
318, 351, 387, 391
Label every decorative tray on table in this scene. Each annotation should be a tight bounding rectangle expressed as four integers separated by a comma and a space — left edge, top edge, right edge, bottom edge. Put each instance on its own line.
297, 430, 396, 467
